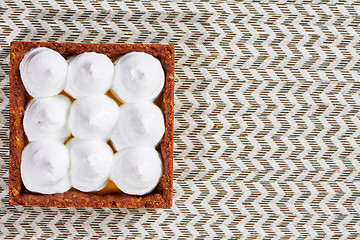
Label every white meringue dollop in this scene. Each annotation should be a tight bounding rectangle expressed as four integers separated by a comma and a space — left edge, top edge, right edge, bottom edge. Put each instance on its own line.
67, 138, 113, 192
23, 95, 71, 142
65, 52, 114, 98
110, 102, 165, 151
112, 52, 165, 103
21, 140, 71, 194
111, 148, 162, 195
20, 47, 68, 97
68, 95, 119, 140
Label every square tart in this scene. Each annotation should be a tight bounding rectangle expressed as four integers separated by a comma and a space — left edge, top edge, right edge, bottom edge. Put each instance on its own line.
9, 41, 174, 208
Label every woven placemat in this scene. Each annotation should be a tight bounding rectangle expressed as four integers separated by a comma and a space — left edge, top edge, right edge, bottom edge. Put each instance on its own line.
1, 0, 360, 238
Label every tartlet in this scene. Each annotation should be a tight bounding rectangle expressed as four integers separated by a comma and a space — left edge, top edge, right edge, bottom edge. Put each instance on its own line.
9, 41, 174, 208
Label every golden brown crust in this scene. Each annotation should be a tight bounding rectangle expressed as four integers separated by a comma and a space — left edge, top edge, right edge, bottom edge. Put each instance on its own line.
9, 41, 174, 208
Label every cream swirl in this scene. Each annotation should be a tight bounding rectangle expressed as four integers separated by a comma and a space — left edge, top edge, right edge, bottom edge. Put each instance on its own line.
21, 140, 71, 194
68, 95, 119, 140
112, 52, 165, 102
23, 95, 71, 142
110, 102, 165, 151
111, 148, 162, 195
20, 47, 68, 97
65, 52, 114, 98
67, 138, 113, 192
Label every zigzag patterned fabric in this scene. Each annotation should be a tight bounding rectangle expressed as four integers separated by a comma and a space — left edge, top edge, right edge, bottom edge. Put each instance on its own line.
1, 0, 360, 238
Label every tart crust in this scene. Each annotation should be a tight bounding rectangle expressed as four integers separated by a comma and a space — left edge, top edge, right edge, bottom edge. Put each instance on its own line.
9, 41, 174, 208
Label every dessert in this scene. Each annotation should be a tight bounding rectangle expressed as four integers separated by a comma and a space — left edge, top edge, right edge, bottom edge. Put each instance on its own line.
10, 42, 174, 208
68, 95, 119, 140
23, 95, 71, 141
21, 140, 71, 194
111, 102, 165, 150
112, 52, 165, 103
67, 139, 113, 192
20, 47, 67, 97
111, 148, 162, 196
65, 52, 114, 98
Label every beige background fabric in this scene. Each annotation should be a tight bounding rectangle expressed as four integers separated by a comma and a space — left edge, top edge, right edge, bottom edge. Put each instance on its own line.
1, 0, 360, 238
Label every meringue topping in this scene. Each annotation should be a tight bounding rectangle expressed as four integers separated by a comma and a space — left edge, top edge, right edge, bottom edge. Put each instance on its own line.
111, 102, 165, 151
67, 138, 113, 192
65, 52, 114, 98
21, 140, 71, 194
20, 47, 68, 97
112, 52, 165, 103
111, 148, 162, 195
68, 95, 119, 140
23, 95, 71, 142
20, 48, 167, 196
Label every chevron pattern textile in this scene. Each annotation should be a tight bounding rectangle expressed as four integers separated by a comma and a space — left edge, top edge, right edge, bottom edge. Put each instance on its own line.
1, 0, 360, 238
